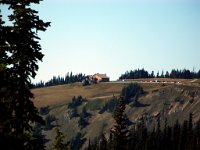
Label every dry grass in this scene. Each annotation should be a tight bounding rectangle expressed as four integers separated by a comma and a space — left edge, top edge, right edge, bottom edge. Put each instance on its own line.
32, 83, 126, 107
32, 79, 199, 108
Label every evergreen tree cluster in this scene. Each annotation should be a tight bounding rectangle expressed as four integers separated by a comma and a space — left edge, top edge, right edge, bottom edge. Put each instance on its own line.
67, 96, 86, 119
120, 68, 150, 79
68, 96, 86, 109
67, 96, 91, 129
33, 72, 85, 88
119, 68, 200, 79
127, 114, 200, 150
99, 96, 119, 114
121, 83, 144, 104
88, 111, 200, 150
99, 83, 144, 114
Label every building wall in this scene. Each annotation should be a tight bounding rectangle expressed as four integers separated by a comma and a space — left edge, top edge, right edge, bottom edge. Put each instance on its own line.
93, 74, 110, 82
100, 78, 109, 82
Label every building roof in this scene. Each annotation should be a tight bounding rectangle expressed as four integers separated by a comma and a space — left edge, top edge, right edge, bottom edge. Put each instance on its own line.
93, 73, 109, 79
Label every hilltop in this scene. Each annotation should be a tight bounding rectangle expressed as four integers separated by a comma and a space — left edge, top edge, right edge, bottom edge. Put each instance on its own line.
32, 78, 200, 107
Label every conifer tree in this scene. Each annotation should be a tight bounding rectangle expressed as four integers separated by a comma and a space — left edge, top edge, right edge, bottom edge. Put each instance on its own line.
110, 96, 130, 150
195, 120, 200, 149
173, 120, 181, 150
52, 128, 65, 150
187, 113, 194, 150
180, 120, 188, 150
0, 10, 14, 147
0, 0, 50, 149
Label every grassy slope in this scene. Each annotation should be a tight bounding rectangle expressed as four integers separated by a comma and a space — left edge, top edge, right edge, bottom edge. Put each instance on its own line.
32, 83, 126, 107
32, 79, 200, 149
32, 81, 169, 108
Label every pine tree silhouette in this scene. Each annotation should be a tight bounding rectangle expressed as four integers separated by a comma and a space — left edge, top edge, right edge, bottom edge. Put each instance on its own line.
110, 96, 130, 150
0, 0, 50, 149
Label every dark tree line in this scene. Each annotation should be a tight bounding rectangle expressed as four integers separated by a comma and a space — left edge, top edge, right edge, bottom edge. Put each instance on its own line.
33, 72, 85, 88
87, 98, 200, 150
119, 68, 200, 79
120, 68, 150, 79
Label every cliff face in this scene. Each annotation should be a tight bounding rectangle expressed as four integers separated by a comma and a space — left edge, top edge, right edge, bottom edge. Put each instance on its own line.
128, 85, 200, 128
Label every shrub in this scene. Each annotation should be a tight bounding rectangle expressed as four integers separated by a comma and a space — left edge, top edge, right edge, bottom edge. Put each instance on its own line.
121, 83, 144, 104
67, 108, 79, 119
44, 114, 56, 130
39, 106, 49, 115
68, 96, 86, 109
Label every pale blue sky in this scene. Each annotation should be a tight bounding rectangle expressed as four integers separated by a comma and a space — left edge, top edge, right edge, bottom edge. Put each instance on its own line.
1, 0, 200, 82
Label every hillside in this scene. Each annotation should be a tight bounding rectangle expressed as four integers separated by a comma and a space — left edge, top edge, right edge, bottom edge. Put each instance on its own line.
32, 79, 200, 149
32, 82, 126, 107
33, 78, 196, 107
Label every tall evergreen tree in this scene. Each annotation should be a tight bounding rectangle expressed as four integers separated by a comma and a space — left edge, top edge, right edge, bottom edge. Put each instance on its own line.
150, 71, 155, 78
0, 0, 50, 149
110, 97, 130, 150
165, 71, 170, 78
156, 71, 160, 78
52, 127, 66, 150
173, 120, 181, 150
0, 9, 14, 148
161, 70, 164, 78
180, 120, 188, 150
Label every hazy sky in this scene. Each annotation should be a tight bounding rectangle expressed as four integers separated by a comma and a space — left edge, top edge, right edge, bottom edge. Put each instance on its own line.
1, 0, 200, 82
